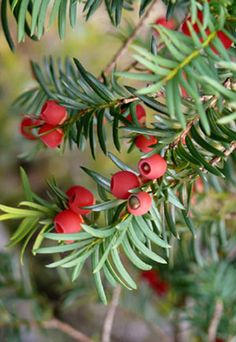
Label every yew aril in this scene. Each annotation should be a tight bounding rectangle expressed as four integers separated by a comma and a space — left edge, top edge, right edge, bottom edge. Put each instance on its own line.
138, 154, 167, 180
110, 171, 140, 199
54, 209, 84, 243
20, 117, 41, 140
38, 124, 64, 148
126, 104, 146, 126
66, 185, 95, 215
155, 16, 176, 30
127, 192, 152, 216
40, 100, 68, 126
135, 135, 158, 153
181, 10, 233, 52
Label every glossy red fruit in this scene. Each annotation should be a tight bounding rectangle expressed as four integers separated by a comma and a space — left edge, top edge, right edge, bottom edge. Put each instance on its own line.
155, 16, 175, 30
127, 192, 152, 216
135, 135, 158, 153
182, 11, 232, 51
141, 270, 169, 296
20, 117, 41, 140
216, 31, 232, 49
138, 154, 167, 180
54, 209, 84, 243
215, 339, 225, 342
110, 171, 140, 199
38, 124, 64, 148
181, 10, 203, 36
66, 185, 95, 215
126, 104, 146, 125
40, 100, 68, 126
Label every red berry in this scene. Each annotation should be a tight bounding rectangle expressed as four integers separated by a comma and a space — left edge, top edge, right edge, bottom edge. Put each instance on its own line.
141, 270, 156, 284
202, 29, 233, 54
66, 185, 95, 215
38, 124, 64, 148
20, 117, 41, 140
127, 192, 152, 216
154, 277, 169, 296
126, 104, 146, 125
110, 171, 140, 199
54, 209, 84, 243
135, 135, 158, 153
182, 11, 232, 51
138, 154, 167, 180
141, 270, 169, 296
40, 100, 68, 126
182, 10, 203, 36
155, 17, 175, 30
215, 339, 225, 342
194, 178, 204, 194
216, 31, 232, 49
191, 178, 204, 205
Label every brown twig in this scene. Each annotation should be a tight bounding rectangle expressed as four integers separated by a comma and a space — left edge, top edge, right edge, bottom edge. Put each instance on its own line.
169, 116, 200, 149
123, 60, 139, 72
101, 285, 122, 342
168, 83, 230, 152
196, 140, 236, 174
42, 318, 94, 342
210, 141, 236, 166
0, 318, 93, 342
101, 0, 160, 78
208, 300, 224, 342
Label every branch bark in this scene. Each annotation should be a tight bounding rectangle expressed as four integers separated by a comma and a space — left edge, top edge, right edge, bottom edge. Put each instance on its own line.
42, 318, 94, 342
101, 285, 122, 342
208, 300, 224, 342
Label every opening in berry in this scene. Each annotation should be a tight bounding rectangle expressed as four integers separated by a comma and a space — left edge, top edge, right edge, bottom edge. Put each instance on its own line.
129, 195, 140, 210
23, 125, 35, 135
70, 194, 76, 203
141, 163, 151, 174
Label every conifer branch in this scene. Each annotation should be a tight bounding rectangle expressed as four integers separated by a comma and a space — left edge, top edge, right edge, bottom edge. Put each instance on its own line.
210, 141, 236, 166
102, 0, 160, 78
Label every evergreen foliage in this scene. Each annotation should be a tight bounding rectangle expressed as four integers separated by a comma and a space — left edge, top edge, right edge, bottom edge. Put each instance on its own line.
0, 0, 236, 339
